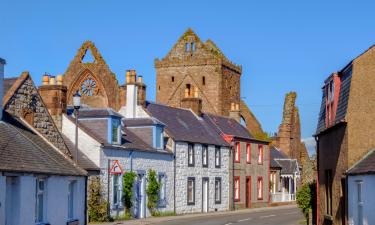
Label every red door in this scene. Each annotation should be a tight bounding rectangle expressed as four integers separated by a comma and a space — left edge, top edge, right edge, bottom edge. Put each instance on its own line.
246, 176, 251, 208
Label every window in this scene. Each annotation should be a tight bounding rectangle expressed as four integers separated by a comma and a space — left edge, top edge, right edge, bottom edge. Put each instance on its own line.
258, 145, 263, 164
35, 178, 46, 223
171, 76, 175, 82
158, 85, 161, 90
325, 169, 332, 215
356, 180, 363, 225
246, 143, 251, 163
185, 84, 192, 97
158, 174, 166, 206
68, 180, 76, 219
112, 119, 120, 144
202, 76, 206, 85
188, 144, 195, 167
187, 177, 195, 205
155, 126, 164, 149
234, 177, 240, 201
185, 43, 190, 52
202, 145, 208, 167
191, 42, 196, 52
215, 177, 222, 204
235, 142, 240, 163
112, 174, 122, 206
215, 146, 221, 168
257, 177, 263, 200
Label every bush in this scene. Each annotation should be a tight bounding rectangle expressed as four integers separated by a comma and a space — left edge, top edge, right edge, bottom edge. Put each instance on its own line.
88, 176, 111, 222
296, 181, 316, 219
146, 169, 160, 215
122, 171, 137, 216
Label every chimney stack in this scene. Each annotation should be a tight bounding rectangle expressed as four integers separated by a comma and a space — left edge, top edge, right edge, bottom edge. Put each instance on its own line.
181, 85, 202, 116
0, 58, 6, 120
125, 70, 138, 118
137, 75, 147, 107
229, 102, 241, 123
38, 74, 67, 130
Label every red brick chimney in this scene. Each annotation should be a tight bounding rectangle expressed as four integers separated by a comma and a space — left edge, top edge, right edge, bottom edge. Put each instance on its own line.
39, 74, 67, 130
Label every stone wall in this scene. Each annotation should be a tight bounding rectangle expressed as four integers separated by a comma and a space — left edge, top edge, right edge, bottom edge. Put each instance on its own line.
5, 74, 70, 155
174, 142, 230, 214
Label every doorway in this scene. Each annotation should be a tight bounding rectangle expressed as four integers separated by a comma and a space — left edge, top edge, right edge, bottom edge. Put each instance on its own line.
5, 177, 20, 225
246, 176, 251, 208
202, 178, 209, 213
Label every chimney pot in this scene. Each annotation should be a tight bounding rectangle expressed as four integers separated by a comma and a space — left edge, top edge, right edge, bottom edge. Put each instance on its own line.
42, 74, 50, 85
49, 75, 56, 85
137, 76, 143, 84
56, 75, 63, 85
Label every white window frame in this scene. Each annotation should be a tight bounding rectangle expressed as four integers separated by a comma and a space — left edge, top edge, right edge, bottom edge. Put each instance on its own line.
68, 180, 76, 220
187, 177, 195, 205
202, 145, 208, 167
158, 173, 167, 206
112, 174, 122, 207
234, 177, 240, 201
188, 144, 195, 167
35, 178, 46, 223
215, 177, 221, 204
215, 146, 221, 168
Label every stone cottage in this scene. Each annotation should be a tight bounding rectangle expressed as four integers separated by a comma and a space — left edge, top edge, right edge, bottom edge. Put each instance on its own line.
314, 44, 375, 225
0, 61, 87, 225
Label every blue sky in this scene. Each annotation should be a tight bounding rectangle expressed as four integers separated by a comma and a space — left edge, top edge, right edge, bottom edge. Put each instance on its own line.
1, 0, 375, 140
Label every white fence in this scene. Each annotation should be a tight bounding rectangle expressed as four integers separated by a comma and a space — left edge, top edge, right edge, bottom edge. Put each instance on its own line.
270, 192, 295, 202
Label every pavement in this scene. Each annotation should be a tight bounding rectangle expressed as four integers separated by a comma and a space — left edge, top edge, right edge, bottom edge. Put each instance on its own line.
90, 205, 304, 225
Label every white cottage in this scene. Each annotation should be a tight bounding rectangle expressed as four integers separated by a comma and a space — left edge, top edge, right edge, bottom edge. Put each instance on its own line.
0, 59, 87, 225
347, 149, 375, 225
62, 108, 174, 218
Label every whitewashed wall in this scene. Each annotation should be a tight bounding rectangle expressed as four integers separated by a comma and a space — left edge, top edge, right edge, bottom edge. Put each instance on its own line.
348, 175, 375, 225
0, 174, 86, 225
62, 115, 102, 166
175, 142, 230, 214
100, 148, 175, 217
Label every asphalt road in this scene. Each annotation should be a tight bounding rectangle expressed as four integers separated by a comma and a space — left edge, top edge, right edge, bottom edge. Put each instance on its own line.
152, 206, 303, 225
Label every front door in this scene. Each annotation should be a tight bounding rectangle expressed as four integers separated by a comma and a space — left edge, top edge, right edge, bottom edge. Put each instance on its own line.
202, 178, 209, 213
246, 177, 251, 208
5, 177, 20, 225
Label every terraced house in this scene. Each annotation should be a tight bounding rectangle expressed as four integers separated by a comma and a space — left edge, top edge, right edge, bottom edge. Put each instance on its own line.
0, 59, 87, 225
315, 44, 375, 225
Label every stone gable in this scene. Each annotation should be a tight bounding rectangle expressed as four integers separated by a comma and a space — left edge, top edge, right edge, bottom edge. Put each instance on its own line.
4, 73, 70, 155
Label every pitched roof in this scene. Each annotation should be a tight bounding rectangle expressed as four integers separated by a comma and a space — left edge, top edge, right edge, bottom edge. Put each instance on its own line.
145, 102, 229, 146
124, 117, 164, 127
316, 57, 354, 135
270, 146, 288, 168
202, 113, 253, 140
347, 149, 375, 175
276, 159, 299, 174
78, 108, 123, 118
0, 113, 86, 176
61, 134, 99, 172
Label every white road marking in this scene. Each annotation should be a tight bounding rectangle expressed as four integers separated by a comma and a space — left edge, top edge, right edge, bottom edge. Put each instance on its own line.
237, 218, 252, 222
260, 214, 276, 218
224, 223, 233, 225
284, 212, 298, 215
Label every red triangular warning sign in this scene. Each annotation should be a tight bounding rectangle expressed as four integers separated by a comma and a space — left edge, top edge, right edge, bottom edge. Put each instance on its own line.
109, 160, 123, 174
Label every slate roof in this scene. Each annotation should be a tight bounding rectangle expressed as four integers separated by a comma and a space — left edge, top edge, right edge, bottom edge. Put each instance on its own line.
0, 113, 86, 176
347, 149, 375, 175
202, 113, 253, 140
124, 117, 164, 127
316, 62, 353, 134
277, 159, 299, 174
78, 108, 123, 118
145, 102, 229, 146
270, 146, 288, 168
61, 134, 99, 172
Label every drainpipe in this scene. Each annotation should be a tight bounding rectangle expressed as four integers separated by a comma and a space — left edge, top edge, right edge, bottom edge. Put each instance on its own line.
315, 136, 319, 225
84, 176, 88, 225
107, 159, 111, 217
231, 142, 235, 211
173, 141, 176, 214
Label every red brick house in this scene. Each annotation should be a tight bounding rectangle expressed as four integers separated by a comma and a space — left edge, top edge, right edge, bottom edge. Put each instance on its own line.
315, 45, 375, 225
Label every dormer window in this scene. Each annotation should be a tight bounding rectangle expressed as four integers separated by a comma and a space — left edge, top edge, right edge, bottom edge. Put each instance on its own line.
111, 119, 120, 144
154, 125, 164, 149
325, 74, 341, 127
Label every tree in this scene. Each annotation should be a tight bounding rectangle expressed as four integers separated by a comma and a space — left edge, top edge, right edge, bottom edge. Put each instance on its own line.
296, 181, 316, 221
146, 169, 160, 215
122, 171, 137, 217
87, 176, 110, 222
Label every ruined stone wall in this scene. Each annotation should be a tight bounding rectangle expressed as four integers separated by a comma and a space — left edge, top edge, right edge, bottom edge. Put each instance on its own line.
4, 74, 70, 155
221, 65, 241, 116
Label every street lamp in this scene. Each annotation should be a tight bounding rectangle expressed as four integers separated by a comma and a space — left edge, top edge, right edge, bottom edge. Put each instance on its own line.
73, 90, 81, 164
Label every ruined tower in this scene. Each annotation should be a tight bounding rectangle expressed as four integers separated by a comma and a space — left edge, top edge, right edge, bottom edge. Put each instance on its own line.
155, 28, 264, 136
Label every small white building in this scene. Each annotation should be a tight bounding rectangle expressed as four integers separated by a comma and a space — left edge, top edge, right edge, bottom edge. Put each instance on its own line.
0, 61, 87, 225
347, 149, 375, 225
